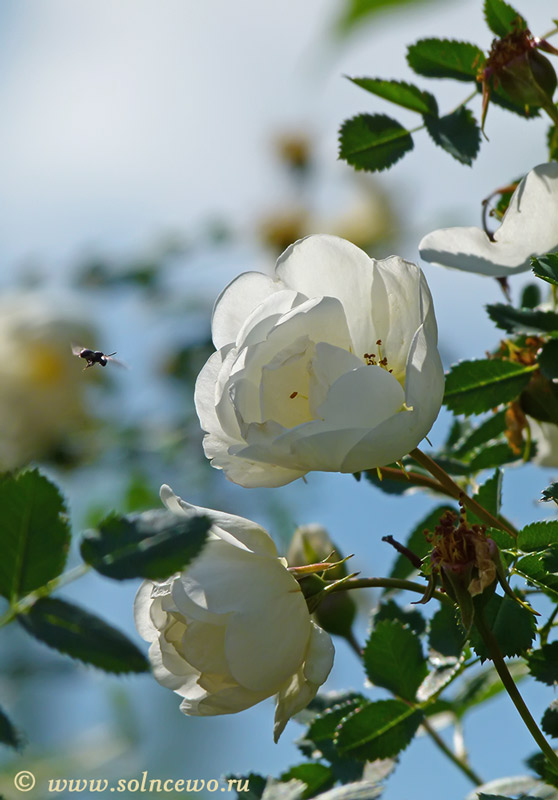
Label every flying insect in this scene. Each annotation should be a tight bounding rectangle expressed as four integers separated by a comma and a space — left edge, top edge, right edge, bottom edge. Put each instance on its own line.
72, 345, 126, 370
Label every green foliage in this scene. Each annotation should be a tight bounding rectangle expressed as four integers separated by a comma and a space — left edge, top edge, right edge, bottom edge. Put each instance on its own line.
0, 706, 22, 751
443, 359, 535, 416
541, 483, 558, 504
527, 643, 558, 686
538, 339, 558, 380
468, 443, 520, 472
532, 253, 558, 286
0, 469, 70, 602
483, 0, 526, 37
468, 470, 502, 527
486, 303, 558, 335
374, 599, 426, 636
334, 0, 444, 35
514, 551, 558, 601
428, 605, 466, 658
279, 765, 335, 800
470, 594, 536, 660
364, 620, 428, 700
335, 700, 423, 760
542, 700, 558, 738
338, 114, 413, 172
388, 505, 455, 582
451, 661, 529, 717
526, 751, 558, 788
423, 107, 481, 165
452, 410, 508, 457
18, 598, 149, 674
406, 39, 484, 82
80, 509, 211, 580
520, 284, 542, 309
548, 125, 558, 161
518, 521, 558, 552
348, 77, 438, 114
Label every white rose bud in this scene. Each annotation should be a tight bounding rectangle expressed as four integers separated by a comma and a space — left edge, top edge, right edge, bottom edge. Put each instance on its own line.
195, 234, 444, 487
419, 162, 558, 278
134, 485, 335, 742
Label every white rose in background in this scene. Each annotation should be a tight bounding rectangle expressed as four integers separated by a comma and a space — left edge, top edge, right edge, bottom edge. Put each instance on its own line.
0, 292, 93, 470
134, 485, 335, 742
195, 234, 444, 488
419, 162, 558, 278
529, 418, 558, 467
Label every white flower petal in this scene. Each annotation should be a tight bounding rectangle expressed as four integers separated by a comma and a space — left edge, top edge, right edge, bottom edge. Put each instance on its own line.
212, 271, 283, 349
160, 484, 278, 556
276, 235, 376, 349
419, 162, 558, 277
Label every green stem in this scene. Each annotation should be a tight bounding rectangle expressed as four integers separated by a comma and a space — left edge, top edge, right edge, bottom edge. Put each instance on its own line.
410, 448, 518, 539
475, 614, 558, 770
331, 576, 453, 606
420, 717, 483, 787
450, 89, 478, 115
0, 563, 91, 629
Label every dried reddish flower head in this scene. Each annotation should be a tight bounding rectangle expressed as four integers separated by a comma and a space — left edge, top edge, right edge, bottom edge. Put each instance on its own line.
477, 25, 558, 129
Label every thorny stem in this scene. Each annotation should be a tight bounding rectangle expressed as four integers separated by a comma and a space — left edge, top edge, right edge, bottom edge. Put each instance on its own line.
420, 717, 483, 787
331, 576, 453, 606
409, 448, 518, 539
0, 563, 91, 629
475, 614, 558, 770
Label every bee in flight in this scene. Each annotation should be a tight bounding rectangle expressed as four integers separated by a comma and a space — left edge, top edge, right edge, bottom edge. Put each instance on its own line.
72, 345, 126, 370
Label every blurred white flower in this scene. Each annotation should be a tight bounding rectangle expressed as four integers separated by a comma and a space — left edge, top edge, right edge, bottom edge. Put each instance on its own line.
529, 417, 558, 467
419, 162, 558, 277
134, 485, 335, 741
195, 234, 444, 488
0, 292, 93, 469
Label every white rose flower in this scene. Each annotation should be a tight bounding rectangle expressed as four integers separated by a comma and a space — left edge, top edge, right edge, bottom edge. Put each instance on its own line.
134, 485, 335, 741
0, 292, 93, 470
195, 234, 444, 488
529, 417, 558, 467
419, 162, 558, 277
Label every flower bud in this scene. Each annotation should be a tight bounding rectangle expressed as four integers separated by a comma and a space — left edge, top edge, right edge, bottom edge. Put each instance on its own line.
287, 524, 357, 638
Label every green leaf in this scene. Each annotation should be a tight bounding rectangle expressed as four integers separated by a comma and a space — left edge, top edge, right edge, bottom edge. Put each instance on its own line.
532, 253, 558, 286
538, 339, 558, 380
521, 284, 542, 309
542, 700, 558, 738
407, 39, 484, 82
470, 594, 536, 660
335, 700, 422, 760
388, 505, 455, 582
452, 410, 507, 457
483, 0, 527, 36
374, 599, 426, 636
549, 125, 558, 161
416, 656, 465, 704
452, 660, 528, 716
518, 520, 558, 552
542, 482, 558, 504
525, 752, 558, 789
338, 114, 413, 172
348, 77, 438, 115
227, 774, 266, 800
0, 469, 70, 602
0, 706, 22, 751
527, 642, 558, 685
364, 620, 428, 701
472, 469, 502, 519
80, 509, 211, 581
308, 696, 369, 744
424, 107, 480, 165
428, 605, 466, 659
443, 359, 534, 416
279, 765, 334, 800
468, 442, 520, 472
514, 552, 558, 600
18, 598, 149, 674
335, 0, 444, 36
486, 303, 558, 335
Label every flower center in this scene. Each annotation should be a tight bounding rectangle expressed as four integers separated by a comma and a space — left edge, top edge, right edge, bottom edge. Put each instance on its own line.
363, 339, 393, 374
